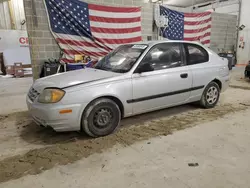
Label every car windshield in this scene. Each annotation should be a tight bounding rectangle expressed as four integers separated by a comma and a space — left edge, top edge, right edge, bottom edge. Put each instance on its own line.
94, 44, 148, 73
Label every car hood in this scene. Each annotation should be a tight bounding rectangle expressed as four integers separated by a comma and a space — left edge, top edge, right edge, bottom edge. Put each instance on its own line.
33, 68, 121, 92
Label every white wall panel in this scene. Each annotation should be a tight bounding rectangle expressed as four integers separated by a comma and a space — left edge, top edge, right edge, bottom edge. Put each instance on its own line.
237, 0, 250, 64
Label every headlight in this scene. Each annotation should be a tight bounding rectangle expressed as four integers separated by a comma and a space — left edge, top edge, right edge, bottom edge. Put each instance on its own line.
38, 88, 65, 103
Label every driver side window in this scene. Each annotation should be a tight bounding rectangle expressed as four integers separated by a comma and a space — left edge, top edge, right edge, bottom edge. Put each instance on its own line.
140, 43, 183, 71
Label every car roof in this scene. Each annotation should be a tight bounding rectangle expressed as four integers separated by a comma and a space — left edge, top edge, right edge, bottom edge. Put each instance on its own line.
134, 40, 203, 47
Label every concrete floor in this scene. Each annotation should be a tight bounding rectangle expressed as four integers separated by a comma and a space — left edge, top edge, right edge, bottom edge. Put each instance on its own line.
0, 68, 250, 188
3, 109, 250, 188
0, 77, 33, 114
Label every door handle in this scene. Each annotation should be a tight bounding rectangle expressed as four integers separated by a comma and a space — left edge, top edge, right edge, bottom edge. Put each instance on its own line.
180, 73, 188, 78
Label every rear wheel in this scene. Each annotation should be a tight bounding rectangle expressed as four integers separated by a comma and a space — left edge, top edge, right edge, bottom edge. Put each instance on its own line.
82, 98, 121, 137
200, 82, 220, 108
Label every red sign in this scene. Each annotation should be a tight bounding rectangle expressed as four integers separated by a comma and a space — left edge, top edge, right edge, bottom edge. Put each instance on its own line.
19, 37, 29, 45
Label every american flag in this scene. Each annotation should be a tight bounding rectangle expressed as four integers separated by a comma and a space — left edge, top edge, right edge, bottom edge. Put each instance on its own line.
44, 0, 142, 63
160, 6, 212, 46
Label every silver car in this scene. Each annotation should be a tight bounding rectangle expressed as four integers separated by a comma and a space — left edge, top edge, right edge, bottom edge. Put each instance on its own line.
27, 40, 229, 137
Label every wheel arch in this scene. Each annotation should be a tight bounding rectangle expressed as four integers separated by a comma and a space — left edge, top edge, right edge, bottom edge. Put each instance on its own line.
212, 79, 222, 91
82, 95, 125, 120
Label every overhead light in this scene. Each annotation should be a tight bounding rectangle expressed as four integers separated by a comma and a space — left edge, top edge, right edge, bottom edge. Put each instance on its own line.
239, 25, 245, 31
144, 0, 162, 3
21, 20, 26, 25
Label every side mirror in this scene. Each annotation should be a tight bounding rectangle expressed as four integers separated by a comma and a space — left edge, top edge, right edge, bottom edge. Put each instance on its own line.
136, 63, 154, 73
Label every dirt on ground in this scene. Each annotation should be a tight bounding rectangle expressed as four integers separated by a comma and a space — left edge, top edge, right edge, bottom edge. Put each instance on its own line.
0, 102, 247, 183
0, 84, 250, 183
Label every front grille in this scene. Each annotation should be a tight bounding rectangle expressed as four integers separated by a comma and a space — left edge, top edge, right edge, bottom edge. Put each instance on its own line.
28, 87, 40, 102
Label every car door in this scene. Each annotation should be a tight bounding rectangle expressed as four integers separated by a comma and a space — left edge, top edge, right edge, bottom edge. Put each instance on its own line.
184, 43, 216, 100
129, 42, 193, 114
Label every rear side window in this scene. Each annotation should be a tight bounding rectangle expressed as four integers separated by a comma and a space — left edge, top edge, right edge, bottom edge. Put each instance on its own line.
185, 44, 209, 65
140, 43, 184, 71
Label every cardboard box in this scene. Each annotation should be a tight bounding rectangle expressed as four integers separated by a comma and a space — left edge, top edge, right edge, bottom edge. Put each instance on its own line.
14, 68, 24, 77
6, 65, 15, 75
14, 62, 23, 68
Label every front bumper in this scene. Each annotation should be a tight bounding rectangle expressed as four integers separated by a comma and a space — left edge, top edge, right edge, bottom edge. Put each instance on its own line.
26, 96, 84, 132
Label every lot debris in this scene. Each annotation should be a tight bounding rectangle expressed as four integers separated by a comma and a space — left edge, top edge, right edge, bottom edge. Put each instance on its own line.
188, 163, 199, 167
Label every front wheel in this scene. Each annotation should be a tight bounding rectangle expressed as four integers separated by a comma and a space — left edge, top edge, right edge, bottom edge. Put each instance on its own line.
200, 82, 220, 109
82, 98, 121, 137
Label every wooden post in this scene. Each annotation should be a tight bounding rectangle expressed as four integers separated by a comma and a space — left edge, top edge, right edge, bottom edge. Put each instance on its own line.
7, 0, 16, 30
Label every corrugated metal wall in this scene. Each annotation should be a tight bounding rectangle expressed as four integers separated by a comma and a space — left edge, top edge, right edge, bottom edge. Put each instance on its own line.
12, 0, 27, 30
0, 1, 11, 30
0, 0, 26, 30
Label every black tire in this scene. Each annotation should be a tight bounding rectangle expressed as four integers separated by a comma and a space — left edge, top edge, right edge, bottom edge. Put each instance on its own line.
200, 82, 220, 109
82, 98, 121, 137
